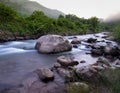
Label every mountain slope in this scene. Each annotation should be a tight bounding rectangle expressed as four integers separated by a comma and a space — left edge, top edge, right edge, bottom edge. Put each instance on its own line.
0, 0, 65, 18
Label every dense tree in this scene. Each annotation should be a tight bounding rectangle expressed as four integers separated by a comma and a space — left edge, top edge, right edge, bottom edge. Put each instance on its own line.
58, 15, 64, 19
0, 3, 18, 22
0, 3, 103, 40
88, 17, 99, 33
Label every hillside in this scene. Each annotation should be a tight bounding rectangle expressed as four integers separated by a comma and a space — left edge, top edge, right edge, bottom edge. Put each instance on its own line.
0, 0, 65, 18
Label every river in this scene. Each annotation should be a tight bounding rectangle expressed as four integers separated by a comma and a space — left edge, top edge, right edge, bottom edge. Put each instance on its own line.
0, 32, 117, 91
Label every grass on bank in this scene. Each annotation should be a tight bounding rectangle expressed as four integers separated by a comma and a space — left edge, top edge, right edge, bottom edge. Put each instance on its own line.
66, 68, 120, 93
101, 68, 120, 93
66, 83, 89, 93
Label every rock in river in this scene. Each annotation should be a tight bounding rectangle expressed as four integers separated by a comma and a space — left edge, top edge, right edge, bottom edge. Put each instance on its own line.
91, 49, 103, 56
87, 38, 97, 43
57, 56, 79, 67
35, 35, 72, 53
76, 66, 100, 82
71, 38, 81, 44
97, 57, 110, 66
35, 68, 54, 82
103, 46, 119, 56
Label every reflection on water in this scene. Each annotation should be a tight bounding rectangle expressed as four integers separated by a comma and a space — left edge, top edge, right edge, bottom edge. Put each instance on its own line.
0, 32, 118, 90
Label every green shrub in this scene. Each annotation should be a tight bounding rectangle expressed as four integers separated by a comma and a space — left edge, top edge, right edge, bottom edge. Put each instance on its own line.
113, 25, 120, 41
0, 3, 102, 38
0, 3, 18, 22
101, 69, 120, 93
66, 83, 89, 93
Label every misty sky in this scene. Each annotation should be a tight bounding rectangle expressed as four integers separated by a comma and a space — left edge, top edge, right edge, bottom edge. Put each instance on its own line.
30, 0, 120, 19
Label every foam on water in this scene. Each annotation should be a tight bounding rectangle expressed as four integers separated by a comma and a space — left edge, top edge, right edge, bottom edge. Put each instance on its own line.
0, 48, 26, 55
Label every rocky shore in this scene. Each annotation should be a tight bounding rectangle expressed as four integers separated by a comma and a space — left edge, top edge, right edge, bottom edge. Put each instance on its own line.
1, 32, 120, 93
3, 54, 120, 93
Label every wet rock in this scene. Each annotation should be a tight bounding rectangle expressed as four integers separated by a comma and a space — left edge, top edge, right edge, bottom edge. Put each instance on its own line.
57, 68, 75, 81
101, 36, 108, 38
91, 49, 103, 56
113, 65, 120, 68
97, 57, 110, 66
80, 60, 86, 63
71, 38, 81, 44
24, 80, 65, 93
92, 65, 105, 71
73, 45, 78, 48
113, 59, 120, 68
35, 68, 54, 82
117, 46, 120, 51
114, 59, 120, 65
57, 56, 79, 67
16, 70, 65, 93
94, 35, 99, 37
103, 46, 119, 56
103, 32, 109, 35
40, 82, 66, 93
106, 36, 115, 41
106, 41, 112, 44
53, 63, 61, 68
76, 66, 100, 82
35, 35, 72, 53
105, 55, 114, 60
68, 36, 77, 39
57, 68, 71, 78
87, 38, 97, 43
91, 44, 104, 49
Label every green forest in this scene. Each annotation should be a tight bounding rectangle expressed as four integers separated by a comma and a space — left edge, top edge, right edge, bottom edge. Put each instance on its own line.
0, 3, 120, 42
0, 3, 102, 40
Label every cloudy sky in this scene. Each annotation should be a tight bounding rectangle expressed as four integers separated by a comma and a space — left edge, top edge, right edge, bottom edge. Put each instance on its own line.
30, 0, 120, 19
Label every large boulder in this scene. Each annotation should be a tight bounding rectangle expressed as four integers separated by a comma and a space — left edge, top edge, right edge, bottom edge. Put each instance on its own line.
35, 35, 72, 53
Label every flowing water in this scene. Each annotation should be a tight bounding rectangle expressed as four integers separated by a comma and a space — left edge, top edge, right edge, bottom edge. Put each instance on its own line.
0, 32, 118, 90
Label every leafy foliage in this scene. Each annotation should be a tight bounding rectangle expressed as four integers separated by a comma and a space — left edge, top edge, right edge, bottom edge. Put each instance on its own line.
0, 3, 102, 40
113, 24, 120, 41
0, 0, 65, 18
0, 3, 18, 22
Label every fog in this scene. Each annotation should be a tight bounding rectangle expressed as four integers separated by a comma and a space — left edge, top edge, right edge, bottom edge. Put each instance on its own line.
105, 12, 120, 22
